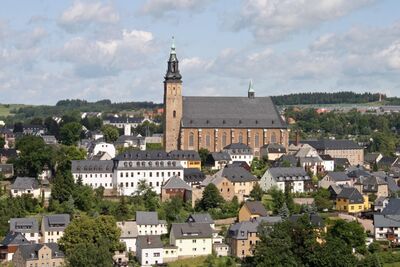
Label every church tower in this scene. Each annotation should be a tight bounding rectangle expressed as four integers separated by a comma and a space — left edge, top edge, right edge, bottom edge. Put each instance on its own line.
163, 37, 183, 152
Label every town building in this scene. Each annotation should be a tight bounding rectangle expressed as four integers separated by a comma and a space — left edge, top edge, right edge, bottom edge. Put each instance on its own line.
10, 177, 40, 198
103, 116, 148, 129
162, 40, 288, 155
183, 168, 205, 186
0, 164, 14, 178
12, 243, 64, 267
318, 172, 351, 189
260, 143, 286, 161
354, 175, 389, 198
40, 214, 70, 243
41, 135, 57, 145
335, 187, 369, 213
0, 232, 29, 262
320, 154, 335, 172
223, 143, 254, 166
170, 222, 213, 258
22, 125, 46, 136
169, 150, 201, 169
186, 213, 215, 229
116, 221, 138, 253
71, 160, 114, 189
115, 135, 146, 151
136, 211, 167, 236
136, 236, 164, 266
9, 218, 40, 243
260, 167, 312, 193
0, 148, 17, 164
206, 152, 232, 170
88, 141, 116, 159
238, 201, 268, 222
161, 175, 192, 202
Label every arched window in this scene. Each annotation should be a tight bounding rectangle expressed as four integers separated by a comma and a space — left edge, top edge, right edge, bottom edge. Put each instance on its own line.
173, 110, 176, 118
255, 133, 260, 148
271, 132, 277, 143
206, 135, 211, 147
189, 132, 194, 147
239, 132, 243, 143
222, 132, 227, 147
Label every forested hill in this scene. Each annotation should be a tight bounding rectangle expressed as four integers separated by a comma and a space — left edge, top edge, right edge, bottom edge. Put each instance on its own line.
271, 92, 383, 105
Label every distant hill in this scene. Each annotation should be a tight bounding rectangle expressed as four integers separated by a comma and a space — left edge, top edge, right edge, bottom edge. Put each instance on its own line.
271, 92, 383, 105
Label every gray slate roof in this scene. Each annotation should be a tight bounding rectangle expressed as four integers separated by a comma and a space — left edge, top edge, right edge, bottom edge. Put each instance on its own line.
301, 140, 362, 150
209, 152, 231, 161
115, 150, 172, 160
228, 216, 282, 240
1, 232, 29, 246
289, 214, 325, 228
183, 168, 205, 184
17, 243, 64, 260
364, 153, 381, 163
163, 176, 191, 191
181, 96, 286, 129
169, 150, 201, 161
337, 187, 364, 204
224, 143, 251, 150
262, 143, 287, 153
171, 222, 213, 239
137, 235, 163, 249
374, 214, 400, 228
220, 165, 258, 182
268, 167, 309, 180
186, 213, 214, 224
242, 201, 268, 217
325, 172, 350, 182
11, 177, 39, 190
117, 221, 138, 239
136, 211, 164, 225
71, 160, 114, 173
42, 214, 70, 231
354, 175, 387, 193
10, 218, 39, 233
0, 164, 14, 174
274, 154, 298, 167
382, 198, 400, 215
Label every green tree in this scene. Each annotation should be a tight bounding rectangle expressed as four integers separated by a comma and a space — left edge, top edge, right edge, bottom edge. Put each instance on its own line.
197, 183, 224, 211
0, 136, 5, 148
198, 148, 210, 167
101, 125, 119, 143
51, 170, 75, 204
60, 122, 82, 145
279, 202, 290, 219
65, 238, 113, 267
250, 183, 264, 201
313, 188, 333, 211
328, 220, 366, 253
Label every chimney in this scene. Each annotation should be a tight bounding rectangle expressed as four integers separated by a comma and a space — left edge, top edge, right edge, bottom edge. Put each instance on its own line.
295, 130, 300, 146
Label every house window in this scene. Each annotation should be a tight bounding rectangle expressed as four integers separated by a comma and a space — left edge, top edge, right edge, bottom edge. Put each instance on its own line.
239, 133, 243, 143
189, 132, 194, 147
271, 132, 277, 143
206, 135, 211, 147
255, 133, 259, 148
173, 110, 176, 118
222, 133, 227, 147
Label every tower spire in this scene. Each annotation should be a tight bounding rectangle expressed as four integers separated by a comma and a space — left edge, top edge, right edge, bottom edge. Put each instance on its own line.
165, 36, 182, 82
248, 79, 255, 98
171, 36, 176, 55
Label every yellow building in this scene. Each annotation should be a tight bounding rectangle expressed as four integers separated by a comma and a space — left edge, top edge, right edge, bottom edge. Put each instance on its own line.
335, 187, 369, 213
169, 150, 202, 170
238, 201, 268, 222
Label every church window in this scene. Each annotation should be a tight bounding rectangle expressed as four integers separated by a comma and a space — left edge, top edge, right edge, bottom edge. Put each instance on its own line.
239, 133, 243, 143
222, 133, 227, 147
173, 110, 176, 118
206, 135, 211, 147
255, 133, 260, 148
189, 133, 194, 147
271, 132, 277, 143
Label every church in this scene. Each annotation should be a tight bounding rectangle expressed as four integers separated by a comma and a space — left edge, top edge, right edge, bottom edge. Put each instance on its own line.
163, 40, 288, 157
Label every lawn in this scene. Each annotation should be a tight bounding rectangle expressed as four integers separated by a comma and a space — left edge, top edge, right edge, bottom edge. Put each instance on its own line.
167, 256, 235, 267
0, 104, 26, 117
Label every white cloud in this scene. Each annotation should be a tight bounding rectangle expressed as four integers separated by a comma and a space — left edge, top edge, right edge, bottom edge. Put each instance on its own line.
140, 0, 212, 17
232, 0, 375, 43
59, 1, 119, 32
55, 29, 156, 78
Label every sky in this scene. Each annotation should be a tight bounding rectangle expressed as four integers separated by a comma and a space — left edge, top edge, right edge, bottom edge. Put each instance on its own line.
0, 0, 400, 105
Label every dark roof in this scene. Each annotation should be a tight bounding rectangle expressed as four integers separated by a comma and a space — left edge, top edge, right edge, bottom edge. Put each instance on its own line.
209, 152, 231, 161
289, 213, 325, 228
374, 214, 400, 228
346, 168, 370, 178
224, 143, 251, 150
0, 164, 13, 173
137, 235, 163, 249
11, 177, 39, 190
262, 143, 287, 153
115, 150, 172, 160
354, 175, 387, 193
267, 167, 309, 180
325, 172, 350, 182
105, 117, 144, 124
378, 156, 398, 167
320, 154, 334, 161
183, 168, 205, 184
364, 153, 381, 163
17, 243, 64, 260
228, 216, 282, 240
1, 232, 29, 246
382, 198, 400, 215
384, 176, 400, 193
163, 176, 191, 191
337, 187, 364, 204
136, 211, 162, 225
186, 213, 214, 224
242, 201, 268, 216
301, 140, 362, 150
334, 158, 350, 167
171, 222, 213, 239
71, 160, 114, 173
0, 148, 17, 158
181, 96, 286, 129
169, 150, 201, 161
10, 218, 39, 233
42, 214, 70, 231
274, 154, 298, 167
221, 165, 258, 182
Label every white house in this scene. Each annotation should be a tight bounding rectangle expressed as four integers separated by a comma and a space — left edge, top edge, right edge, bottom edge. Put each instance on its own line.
89, 142, 116, 159
374, 214, 400, 242
136, 212, 167, 236
117, 221, 138, 253
223, 143, 253, 166
170, 222, 213, 258
10, 177, 40, 198
320, 154, 335, 172
260, 167, 312, 193
41, 214, 70, 244
9, 218, 40, 243
136, 235, 164, 266
318, 172, 351, 189
71, 160, 114, 189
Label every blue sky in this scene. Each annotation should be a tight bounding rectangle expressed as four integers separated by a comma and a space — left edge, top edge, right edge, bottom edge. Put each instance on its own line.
0, 0, 400, 104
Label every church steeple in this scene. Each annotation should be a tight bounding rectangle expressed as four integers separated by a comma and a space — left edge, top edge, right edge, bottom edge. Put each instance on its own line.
248, 79, 255, 99
165, 36, 182, 82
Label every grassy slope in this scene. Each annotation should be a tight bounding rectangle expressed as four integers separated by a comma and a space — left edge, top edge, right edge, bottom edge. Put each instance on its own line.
0, 104, 27, 117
